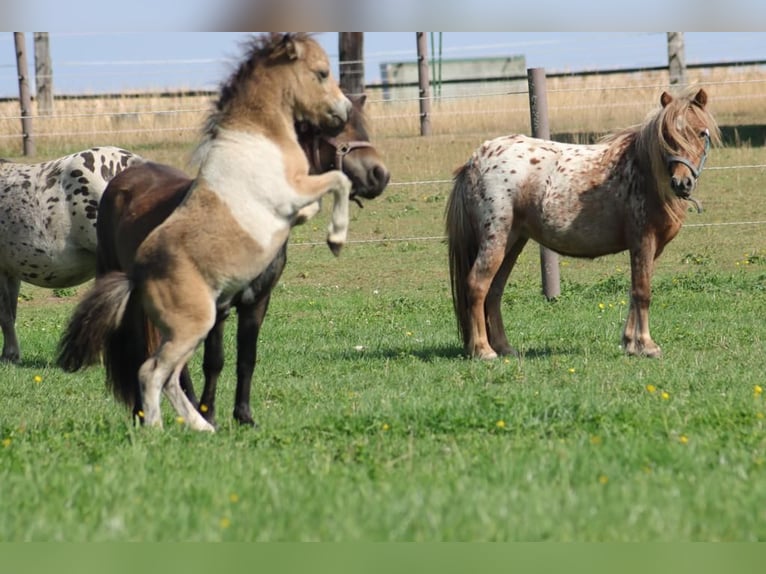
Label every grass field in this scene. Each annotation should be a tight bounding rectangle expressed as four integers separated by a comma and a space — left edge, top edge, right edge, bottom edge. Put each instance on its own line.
1, 75, 766, 540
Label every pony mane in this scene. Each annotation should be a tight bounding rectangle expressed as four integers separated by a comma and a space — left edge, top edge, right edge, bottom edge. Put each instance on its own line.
192, 32, 315, 165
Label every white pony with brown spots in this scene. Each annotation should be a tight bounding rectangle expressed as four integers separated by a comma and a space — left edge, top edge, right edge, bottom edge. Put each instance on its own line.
446, 88, 719, 360
57, 33, 352, 432
0, 147, 143, 362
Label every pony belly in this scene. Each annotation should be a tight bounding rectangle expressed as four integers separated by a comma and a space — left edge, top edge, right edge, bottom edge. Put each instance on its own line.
529, 219, 626, 258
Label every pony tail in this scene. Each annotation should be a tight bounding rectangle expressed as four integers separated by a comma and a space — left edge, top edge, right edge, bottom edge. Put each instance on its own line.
56, 272, 133, 372
445, 160, 481, 349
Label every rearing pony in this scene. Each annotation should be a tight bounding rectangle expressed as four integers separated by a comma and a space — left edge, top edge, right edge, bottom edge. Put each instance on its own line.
57, 33, 352, 431
446, 88, 719, 359
88, 95, 388, 428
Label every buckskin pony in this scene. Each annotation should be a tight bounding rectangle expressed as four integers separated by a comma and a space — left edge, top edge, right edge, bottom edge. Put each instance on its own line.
57, 33, 354, 431
93, 94, 388, 427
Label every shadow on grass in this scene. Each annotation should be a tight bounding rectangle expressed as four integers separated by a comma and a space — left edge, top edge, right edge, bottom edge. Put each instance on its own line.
336, 343, 582, 362
4, 355, 56, 370
336, 343, 465, 362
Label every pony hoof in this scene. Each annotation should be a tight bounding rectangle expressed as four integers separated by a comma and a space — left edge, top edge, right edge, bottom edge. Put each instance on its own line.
327, 240, 343, 257
470, 348, 498, 360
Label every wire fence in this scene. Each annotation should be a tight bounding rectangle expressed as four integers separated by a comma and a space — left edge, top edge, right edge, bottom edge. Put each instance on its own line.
1, 51, 765, 245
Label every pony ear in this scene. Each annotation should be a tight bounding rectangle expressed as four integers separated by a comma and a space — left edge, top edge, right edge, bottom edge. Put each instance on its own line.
693, 88, 708, 108
348, 93, 367, 108
660, 91, 673, 108
282, 34, 303, 61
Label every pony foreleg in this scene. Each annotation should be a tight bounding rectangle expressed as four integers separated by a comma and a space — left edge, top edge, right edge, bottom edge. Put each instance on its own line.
294, 201, 321, 226
623, 249, 661, 358
326, 176, 350, 255
293, 170, 351, 256
0, 274, 21, 362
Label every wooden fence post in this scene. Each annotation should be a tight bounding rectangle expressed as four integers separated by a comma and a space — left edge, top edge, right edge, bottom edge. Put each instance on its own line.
416, 32, 431, 136
34, 32, 54, 115
338, 32, 364, 97
527, 67, 560, 300
667, 32, 687, 88
14, 32, 35, 156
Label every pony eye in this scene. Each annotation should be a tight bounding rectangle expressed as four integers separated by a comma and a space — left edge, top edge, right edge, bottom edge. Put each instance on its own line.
315, 69, 329, 81
700, 128, 710, 138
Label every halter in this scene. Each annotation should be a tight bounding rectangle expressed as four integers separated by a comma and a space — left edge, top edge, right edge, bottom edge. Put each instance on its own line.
310, 136, 374, 207
665, 128, 711, 180
313, 136, 374, 173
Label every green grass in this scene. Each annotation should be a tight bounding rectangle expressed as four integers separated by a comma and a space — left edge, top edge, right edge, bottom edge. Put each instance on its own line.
2, 257, 765, 541
1, 143, 765, 541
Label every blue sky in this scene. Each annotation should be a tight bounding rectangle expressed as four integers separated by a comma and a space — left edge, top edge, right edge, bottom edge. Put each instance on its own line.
1, 32, 764, 98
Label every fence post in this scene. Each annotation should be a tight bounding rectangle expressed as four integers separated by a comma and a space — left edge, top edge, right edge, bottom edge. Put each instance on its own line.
415, 32, 431, 136
14, 32, 35, 156
34, 32, 54, 115
667, 32, 687, 89
527, 67, 560, 300
338, 32, 364, 97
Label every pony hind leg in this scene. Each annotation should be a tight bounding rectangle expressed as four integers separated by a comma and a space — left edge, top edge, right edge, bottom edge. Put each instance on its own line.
138, 275, 217, 431
0, 274, 21, 362
138, 337, 215, 432
466, 239, 511, 359
485, 236, 528, 357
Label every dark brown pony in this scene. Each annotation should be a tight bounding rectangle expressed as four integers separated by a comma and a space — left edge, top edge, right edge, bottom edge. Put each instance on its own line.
58, 33, 356, 431
446, 88, 719, 359
94, 94, 388, 427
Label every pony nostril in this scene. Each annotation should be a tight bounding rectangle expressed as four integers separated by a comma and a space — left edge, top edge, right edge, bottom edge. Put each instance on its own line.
372, 165, 391, 189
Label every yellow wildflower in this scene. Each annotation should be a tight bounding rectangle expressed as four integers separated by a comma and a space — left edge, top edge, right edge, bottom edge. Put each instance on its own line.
754, 385, 763, 397
382, 423, 390, 431
229, 494, 239, 504
598, 474, 609, 485
176, 416, 185, 425
495, 420, 506, 429
2, 438, 11, 448
200, 404, 209, 413
219, 517, 231, 529
33, 375, 42, 383
646, 384, 656, 393
661, 391, 670, 400
679, 435, 689, 445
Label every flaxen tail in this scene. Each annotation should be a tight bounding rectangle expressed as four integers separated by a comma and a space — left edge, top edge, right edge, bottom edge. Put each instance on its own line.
445, 160, 482, 350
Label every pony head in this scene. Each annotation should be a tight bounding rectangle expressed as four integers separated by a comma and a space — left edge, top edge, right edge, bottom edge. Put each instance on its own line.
657, 88, 721, 199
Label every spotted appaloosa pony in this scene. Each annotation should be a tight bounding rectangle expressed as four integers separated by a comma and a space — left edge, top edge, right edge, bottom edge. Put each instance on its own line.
92, 94, 388, 427
446, 88, 719, 360
57, 33, 353, 432
0, 147, 142, 362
